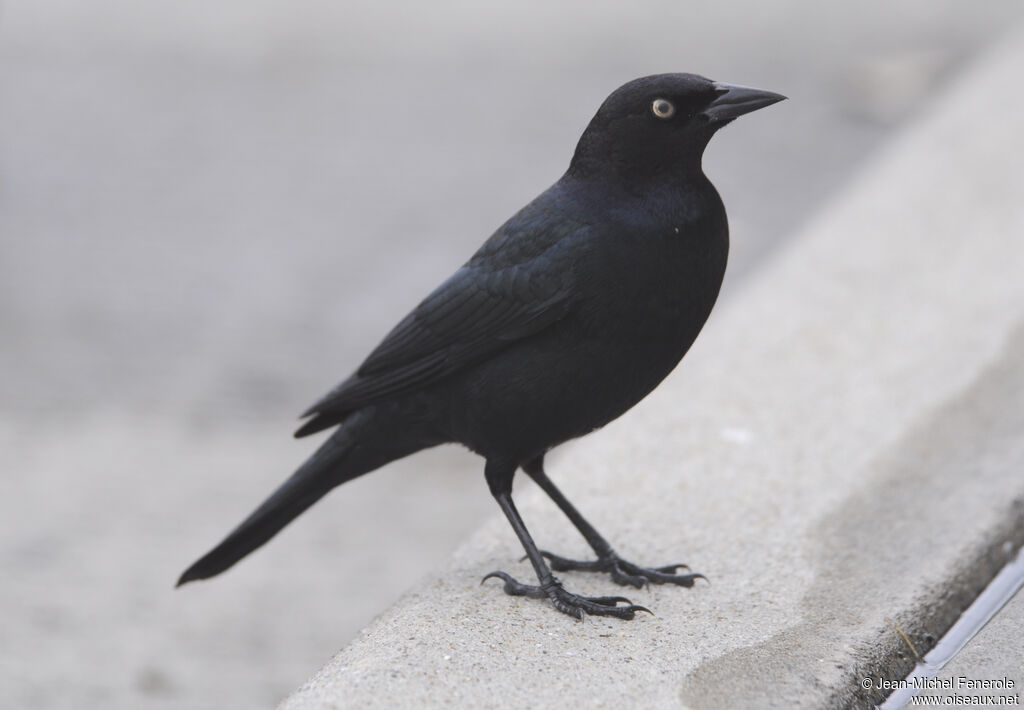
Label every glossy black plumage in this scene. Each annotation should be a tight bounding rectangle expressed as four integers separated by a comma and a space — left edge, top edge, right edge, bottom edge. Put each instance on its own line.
179, 73, 784, 619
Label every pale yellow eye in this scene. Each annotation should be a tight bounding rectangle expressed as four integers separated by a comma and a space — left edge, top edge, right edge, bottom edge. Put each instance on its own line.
651, 98, 675, 119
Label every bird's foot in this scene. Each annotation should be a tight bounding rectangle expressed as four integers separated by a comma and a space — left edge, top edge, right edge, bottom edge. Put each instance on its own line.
538, 550, 705, 589
481, 570, 651, 620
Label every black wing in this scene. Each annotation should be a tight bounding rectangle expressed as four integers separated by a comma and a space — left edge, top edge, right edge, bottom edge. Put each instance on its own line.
296, 206, 585, 437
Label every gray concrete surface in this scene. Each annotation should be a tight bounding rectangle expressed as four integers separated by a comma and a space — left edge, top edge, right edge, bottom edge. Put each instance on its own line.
881, 549, 1024, 708
281, 22, 1024, 710
927, 587, 1024, 706
3, 2, 1024, 709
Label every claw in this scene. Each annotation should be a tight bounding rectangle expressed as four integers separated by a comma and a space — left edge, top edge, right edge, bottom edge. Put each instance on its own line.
481, 570, 509, 585
655, 563, 690, 573
485, 571, 548, 598
554, 600, 585, 620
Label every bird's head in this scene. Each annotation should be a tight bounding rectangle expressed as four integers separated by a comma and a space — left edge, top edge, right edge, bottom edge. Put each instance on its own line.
568, 73, 785, 182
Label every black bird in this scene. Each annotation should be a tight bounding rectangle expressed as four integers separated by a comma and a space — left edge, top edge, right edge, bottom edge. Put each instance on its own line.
178, 74, 784, 619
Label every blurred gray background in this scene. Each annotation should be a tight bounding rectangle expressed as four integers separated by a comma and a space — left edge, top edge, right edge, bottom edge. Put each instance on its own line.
2, 2, 1022, 708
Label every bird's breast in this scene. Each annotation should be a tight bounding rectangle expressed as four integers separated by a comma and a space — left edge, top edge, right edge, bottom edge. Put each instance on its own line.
576, 200, 728, 348
446, 180, 729, 461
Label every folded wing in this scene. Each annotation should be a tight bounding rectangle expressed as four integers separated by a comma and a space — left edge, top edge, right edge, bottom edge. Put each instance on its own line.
295, 218, 584, 437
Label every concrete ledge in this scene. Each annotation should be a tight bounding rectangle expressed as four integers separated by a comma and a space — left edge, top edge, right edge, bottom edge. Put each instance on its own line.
929, 562, 1024, 704
281, 25, 1024, 710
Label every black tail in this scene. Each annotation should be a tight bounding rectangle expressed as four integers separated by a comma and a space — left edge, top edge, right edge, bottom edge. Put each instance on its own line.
177, 412, 400, 586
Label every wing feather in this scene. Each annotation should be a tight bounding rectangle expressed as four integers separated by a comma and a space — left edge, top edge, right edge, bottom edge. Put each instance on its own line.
295, 211, 586, 437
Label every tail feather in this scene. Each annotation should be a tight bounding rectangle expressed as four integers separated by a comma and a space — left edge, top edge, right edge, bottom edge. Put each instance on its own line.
177, 426, 358, 586
294, 411, 344, 439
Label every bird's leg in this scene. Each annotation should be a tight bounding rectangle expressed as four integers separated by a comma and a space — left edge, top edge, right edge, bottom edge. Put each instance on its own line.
523, 456, 704, 589
481, 460, 649, 620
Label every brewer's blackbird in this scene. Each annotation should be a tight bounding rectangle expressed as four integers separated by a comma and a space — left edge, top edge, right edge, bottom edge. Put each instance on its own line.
178, 73, 784, 619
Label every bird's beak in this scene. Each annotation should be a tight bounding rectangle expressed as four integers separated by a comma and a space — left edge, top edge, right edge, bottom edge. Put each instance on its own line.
702, 82, 786, 122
